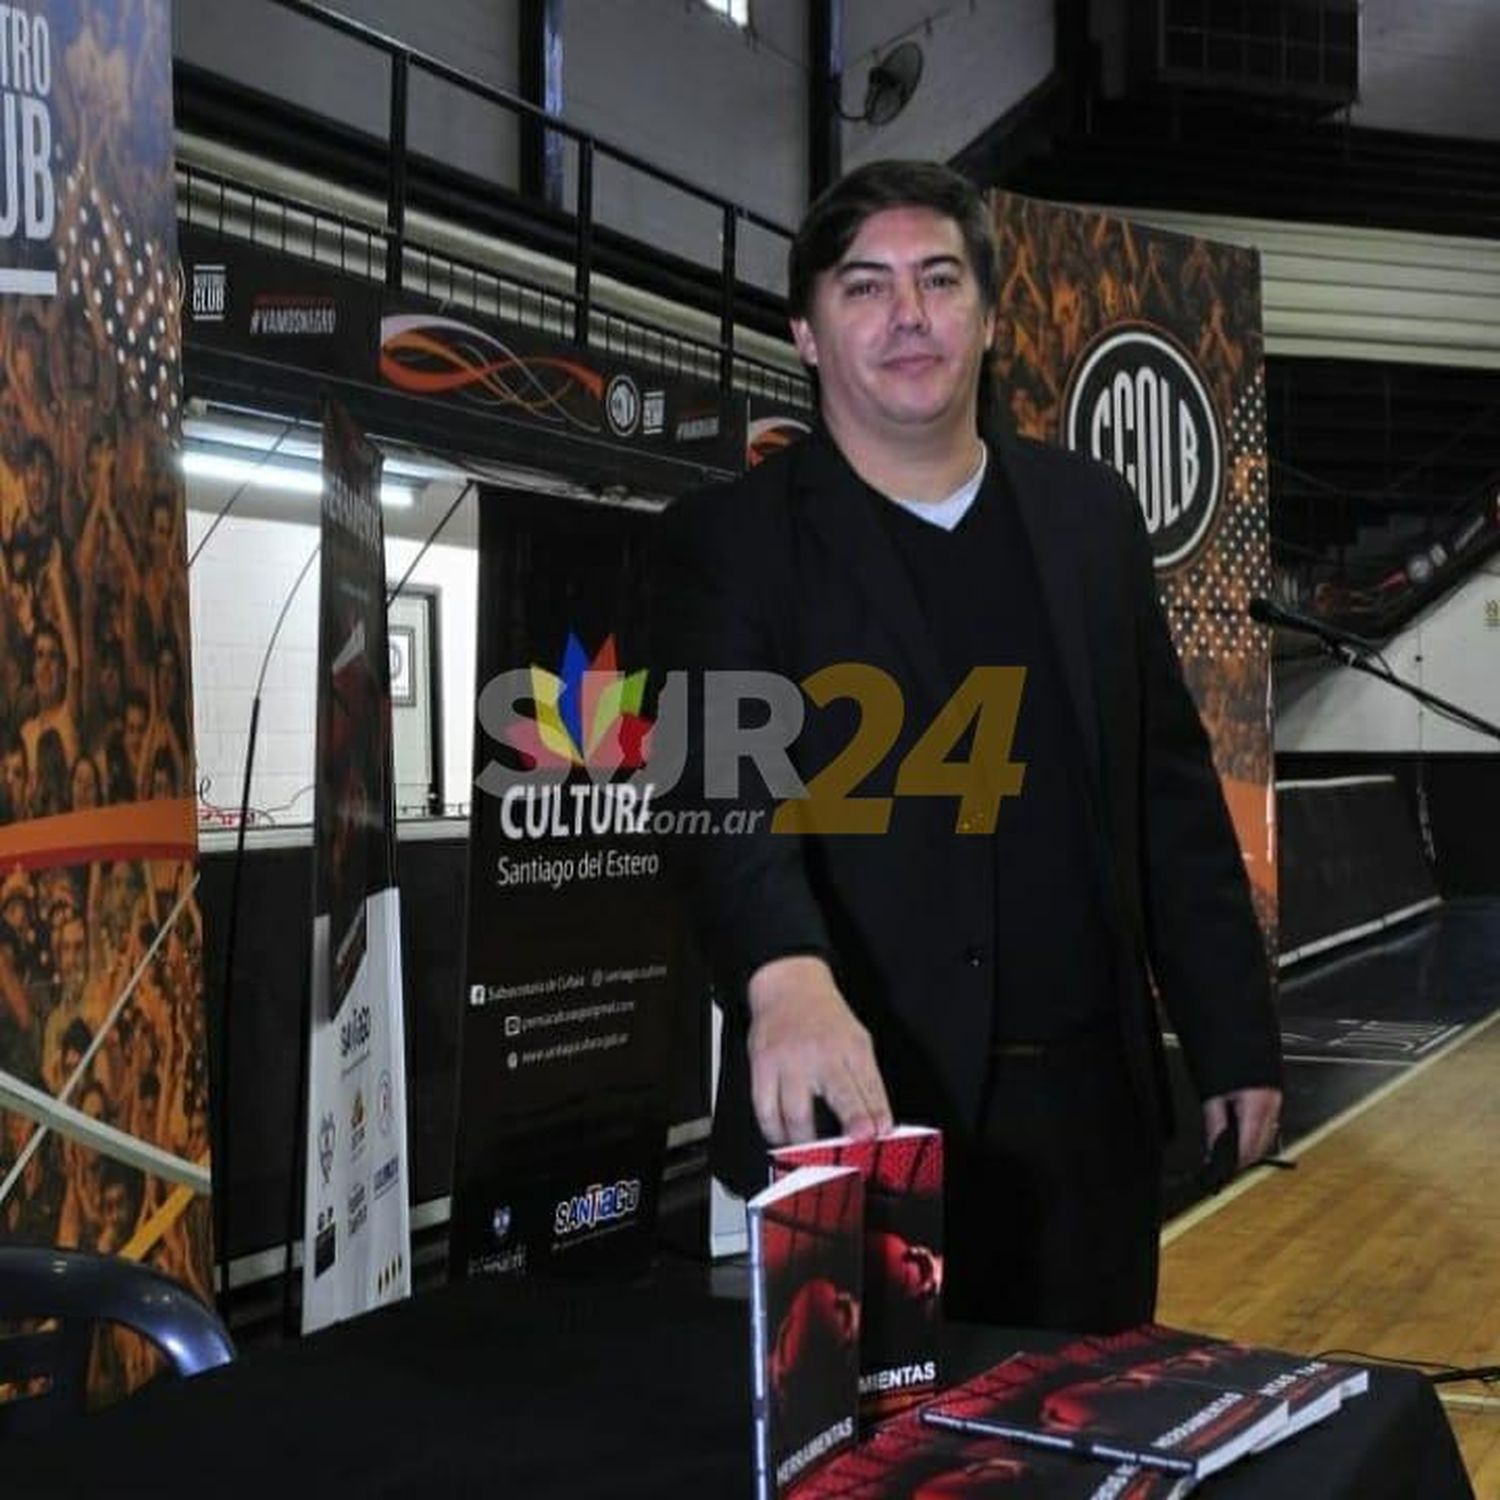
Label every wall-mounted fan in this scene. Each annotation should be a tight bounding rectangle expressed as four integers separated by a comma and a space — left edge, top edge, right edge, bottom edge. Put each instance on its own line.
840, 40, 924, 127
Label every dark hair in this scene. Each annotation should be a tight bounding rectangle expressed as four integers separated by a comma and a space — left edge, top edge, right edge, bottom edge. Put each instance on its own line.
31, 728, 68, 817
149, 744, 179, 796
787, 160, 999, 320
20, 436, 58, 505
61, 1017, 93, 1056
99, 730, 135, 803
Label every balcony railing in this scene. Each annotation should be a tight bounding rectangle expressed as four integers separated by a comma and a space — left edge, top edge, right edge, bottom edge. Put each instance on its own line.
179, 0, 810, 411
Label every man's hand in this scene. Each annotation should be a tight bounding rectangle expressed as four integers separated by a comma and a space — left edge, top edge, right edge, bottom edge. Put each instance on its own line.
1202, 1087, 1282, 1170
746, 955, 893, 1146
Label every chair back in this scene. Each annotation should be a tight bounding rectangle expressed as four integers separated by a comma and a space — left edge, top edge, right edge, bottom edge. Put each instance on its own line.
0, 1246, 234, 1434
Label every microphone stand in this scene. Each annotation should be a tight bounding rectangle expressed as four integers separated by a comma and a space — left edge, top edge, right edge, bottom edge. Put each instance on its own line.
1309, 635, 1500, 744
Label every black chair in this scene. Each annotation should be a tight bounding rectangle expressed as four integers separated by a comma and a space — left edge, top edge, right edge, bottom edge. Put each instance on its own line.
0, 1246, 235, 1434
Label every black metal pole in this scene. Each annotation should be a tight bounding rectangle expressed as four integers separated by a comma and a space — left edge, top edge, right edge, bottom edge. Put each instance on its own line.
719, 206, 737, 393
387, 51, 410, 290
808, 0, 843, 200
573, 138, 594, 347
281, 941, 314, 1336
520, 0, 566, 209
214, 692, 259, 1313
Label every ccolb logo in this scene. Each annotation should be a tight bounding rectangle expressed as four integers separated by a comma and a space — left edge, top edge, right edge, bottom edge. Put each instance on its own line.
605, 373, 640, 436
1064, 325, 1223, 572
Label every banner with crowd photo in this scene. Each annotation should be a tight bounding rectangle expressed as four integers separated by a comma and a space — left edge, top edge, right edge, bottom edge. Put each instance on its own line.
450, 488, 677, 1281
989, 192, 1277, 952
301, 400, 411, 1333
0, 0, 214, 1400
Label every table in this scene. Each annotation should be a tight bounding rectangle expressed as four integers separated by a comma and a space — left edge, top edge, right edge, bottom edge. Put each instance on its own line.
3, 1265, 1473, 1497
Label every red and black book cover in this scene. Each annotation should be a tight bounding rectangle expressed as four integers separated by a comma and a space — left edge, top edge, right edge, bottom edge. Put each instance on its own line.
798, 1422, 1192, 1499
771, 1127, 944, 1421
921, 1348, 1288, 1480
1067, 1324, 1367, 1446
749, 1164, 865, 1500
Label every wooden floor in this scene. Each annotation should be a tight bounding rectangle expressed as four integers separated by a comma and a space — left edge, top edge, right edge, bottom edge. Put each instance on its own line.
1158, 1010, 1500, 1495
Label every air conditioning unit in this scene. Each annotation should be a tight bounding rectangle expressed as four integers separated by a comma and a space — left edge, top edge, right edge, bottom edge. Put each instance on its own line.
1145, 0, 1359, 109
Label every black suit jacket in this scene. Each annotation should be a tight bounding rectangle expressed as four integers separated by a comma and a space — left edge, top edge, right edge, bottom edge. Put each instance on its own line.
653, 428, 1281, 1194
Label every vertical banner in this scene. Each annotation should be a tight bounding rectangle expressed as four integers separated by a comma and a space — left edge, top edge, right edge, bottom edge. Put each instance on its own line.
990, 193, 1277, 952
302, 401, 411, 1332
450, 489, 675, 1280
0, 0, 214, 1401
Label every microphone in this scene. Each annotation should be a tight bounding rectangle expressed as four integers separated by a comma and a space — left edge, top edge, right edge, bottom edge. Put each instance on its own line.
1247, 596, 1377, 653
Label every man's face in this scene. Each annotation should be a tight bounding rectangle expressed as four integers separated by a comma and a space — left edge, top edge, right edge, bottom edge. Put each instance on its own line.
98, 654, 122, 713
124, 705, 147, 764
3, 750, 26, 810
24, 455, 53, 525
86, 440, 113, 501
791, 206, 994, 447
33, 631, 64, 705
102, 1181, 132, 1246
156, 646, 179, 710
148, 504, 172, 566
57, 917, 86, 985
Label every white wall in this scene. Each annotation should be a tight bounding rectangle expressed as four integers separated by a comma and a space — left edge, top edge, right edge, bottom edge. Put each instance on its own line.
187, 511, 478, 826
174, 0, 523, 187
842, 0, 1055, 169
1354, 0, 1500, 143
1276, 563, 1500, 754
561, 0, 807, 294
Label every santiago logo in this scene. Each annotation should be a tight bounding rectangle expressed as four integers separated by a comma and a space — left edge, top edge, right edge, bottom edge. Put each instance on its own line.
503, 633, 652, 773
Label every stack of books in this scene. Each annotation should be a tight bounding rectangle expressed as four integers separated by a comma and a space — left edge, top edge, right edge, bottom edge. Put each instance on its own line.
747, 1127, 1367, 1499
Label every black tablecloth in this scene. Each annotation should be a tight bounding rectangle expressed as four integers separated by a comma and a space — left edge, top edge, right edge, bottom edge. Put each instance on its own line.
4, 1267, 1473, 1498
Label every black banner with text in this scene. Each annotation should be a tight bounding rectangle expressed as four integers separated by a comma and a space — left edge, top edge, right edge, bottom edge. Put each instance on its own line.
450, 489, 677, 1279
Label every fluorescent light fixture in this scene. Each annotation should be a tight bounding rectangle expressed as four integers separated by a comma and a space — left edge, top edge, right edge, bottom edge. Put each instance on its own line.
181, 449, 415, 509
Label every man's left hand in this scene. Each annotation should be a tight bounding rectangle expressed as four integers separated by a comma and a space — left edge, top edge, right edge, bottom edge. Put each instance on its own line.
1202, 1087, 1282, 1170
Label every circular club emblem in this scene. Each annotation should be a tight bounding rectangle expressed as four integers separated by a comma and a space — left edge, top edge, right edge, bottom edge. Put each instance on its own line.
1064, 326, 1223, 571
605, 373, 640, 437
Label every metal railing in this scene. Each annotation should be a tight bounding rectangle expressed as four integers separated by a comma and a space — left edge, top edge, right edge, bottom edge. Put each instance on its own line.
188, 0, 810, 408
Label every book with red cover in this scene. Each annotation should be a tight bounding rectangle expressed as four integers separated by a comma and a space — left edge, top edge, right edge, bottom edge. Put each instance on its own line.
749, 1164, 866, 1500
771, 1126, 944, 1421
920, 1348, 1288, 1480
1068, 1324, 1368, 1447
797, 1422, 1193, 1499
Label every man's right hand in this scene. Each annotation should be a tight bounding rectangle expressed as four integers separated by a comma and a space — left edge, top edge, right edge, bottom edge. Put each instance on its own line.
746, 955, 893, 1146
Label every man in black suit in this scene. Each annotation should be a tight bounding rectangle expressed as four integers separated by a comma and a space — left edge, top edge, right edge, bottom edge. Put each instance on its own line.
654, 161, 1281, 1331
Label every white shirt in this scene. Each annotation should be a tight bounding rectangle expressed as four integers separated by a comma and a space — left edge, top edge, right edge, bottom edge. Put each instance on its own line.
888, 445, 989, 532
